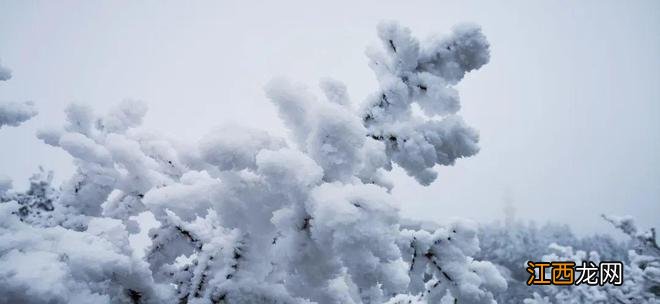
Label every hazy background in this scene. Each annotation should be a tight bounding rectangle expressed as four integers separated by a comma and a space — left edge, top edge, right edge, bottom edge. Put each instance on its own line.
1, 0, 658, 236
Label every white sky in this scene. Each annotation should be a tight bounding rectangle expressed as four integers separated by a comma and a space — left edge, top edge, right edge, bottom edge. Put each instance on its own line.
1, 0, 658, 236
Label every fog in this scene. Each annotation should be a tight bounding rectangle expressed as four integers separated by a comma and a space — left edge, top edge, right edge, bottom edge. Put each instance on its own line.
1, 0, 658, 236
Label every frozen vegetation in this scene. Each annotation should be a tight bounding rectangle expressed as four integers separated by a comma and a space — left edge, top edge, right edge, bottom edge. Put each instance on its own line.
0, 21, 658, 304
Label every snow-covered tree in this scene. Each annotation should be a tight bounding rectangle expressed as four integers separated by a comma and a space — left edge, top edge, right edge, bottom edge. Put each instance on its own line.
520, 217, 660, 304
601, 215, 660, 303
477, 208, 633, 304
0, 21, 509, 304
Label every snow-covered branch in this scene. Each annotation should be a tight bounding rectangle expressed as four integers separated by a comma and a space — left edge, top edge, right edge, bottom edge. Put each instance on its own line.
0, 61, 38, 129
0, 60, 11, 81
0, 22, 502, 304
0, 101, 37, 129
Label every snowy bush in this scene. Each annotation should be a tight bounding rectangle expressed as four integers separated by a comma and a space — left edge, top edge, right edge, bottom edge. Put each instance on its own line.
0, 21, 511, 304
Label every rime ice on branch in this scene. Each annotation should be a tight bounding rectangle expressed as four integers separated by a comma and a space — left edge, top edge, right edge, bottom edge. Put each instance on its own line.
360, 22, 488, 185
0, 22, 503, 304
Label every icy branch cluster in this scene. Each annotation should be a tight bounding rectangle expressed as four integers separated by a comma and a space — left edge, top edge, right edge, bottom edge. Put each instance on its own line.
0, 22, 507, 304
360, 22, 488, 185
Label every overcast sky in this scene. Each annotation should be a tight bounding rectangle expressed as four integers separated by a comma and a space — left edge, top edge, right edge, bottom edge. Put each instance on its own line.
1, 0, 658, 236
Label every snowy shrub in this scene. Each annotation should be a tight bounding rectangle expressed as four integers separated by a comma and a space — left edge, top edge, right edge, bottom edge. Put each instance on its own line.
0, 21, 509, 304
